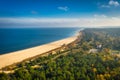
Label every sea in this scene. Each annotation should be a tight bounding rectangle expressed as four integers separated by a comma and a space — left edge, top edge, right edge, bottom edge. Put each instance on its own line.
0, 27, 80, 54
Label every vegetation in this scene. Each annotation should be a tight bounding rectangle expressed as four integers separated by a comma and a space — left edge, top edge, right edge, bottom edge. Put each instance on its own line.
0, 28, 120, 80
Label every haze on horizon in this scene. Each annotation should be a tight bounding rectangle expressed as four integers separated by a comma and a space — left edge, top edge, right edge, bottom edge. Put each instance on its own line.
0, 0, 120, 28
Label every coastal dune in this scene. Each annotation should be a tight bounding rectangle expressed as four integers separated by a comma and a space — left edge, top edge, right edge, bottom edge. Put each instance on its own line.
0, 36, 77, 69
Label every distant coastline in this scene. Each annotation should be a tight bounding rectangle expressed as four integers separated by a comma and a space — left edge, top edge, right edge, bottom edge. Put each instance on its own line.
0, 28, 79, 54
0, 30, 82, 70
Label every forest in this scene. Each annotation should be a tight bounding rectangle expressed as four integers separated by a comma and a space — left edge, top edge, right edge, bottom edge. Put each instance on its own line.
0, 28, 120, 80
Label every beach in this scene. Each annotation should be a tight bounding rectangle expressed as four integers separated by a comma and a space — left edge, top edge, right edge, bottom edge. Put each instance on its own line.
0, 36, 78, 69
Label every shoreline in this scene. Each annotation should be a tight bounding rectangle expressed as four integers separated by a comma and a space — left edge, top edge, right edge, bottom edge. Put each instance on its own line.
0, 33, 81, 69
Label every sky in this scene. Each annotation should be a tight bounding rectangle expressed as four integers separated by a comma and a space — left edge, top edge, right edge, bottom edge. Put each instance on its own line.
0, 0, 120, 28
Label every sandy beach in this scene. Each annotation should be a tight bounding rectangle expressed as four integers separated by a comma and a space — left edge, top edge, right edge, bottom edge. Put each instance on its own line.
0, 36, 78, 69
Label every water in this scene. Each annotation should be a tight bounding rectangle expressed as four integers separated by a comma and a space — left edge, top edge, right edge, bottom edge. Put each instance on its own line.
0, 27, 80, 54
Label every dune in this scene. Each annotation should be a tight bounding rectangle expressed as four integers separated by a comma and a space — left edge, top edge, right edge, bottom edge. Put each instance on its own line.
0, 36, 78, 69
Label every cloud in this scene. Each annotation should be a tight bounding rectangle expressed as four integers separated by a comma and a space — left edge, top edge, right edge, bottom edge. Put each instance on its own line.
109, 0, 119, 6
94, 14, 107, 18
101, 0, 120, 8
0, 17, 120, 28
101, 5, 110, 8
58, 6, 69, 11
